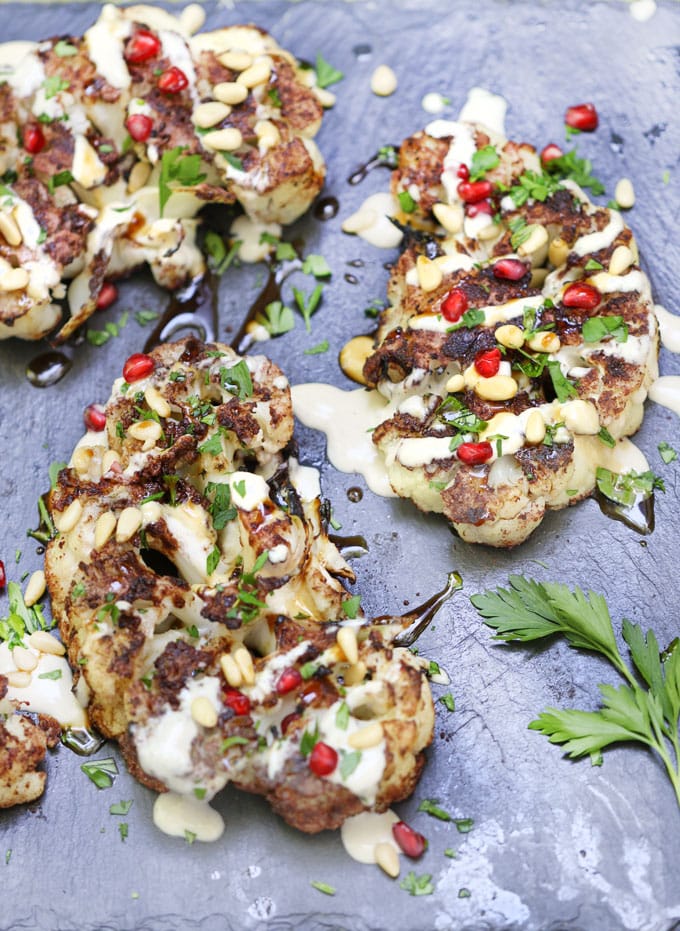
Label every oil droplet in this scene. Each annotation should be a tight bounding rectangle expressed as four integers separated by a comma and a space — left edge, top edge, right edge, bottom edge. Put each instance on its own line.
347, 259, 365, 268
344, 273, 359, 285
26, 350, 72, 388
328, 533, 368, 560
353, 43, 372, 60
347, 486, 363, 502
61, 727, 106, 756
594, 488, 654, 535
314, 196, 339, 221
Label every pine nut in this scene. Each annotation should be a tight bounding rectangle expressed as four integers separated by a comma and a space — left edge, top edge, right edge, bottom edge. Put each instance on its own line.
254, 119, 280, 151
237, 59, 272, 89
432, 202, 463, 234
524, 410, 546, 444
615, 177, 635, 209
339, 336, 373, 386
475, 374, 518, 402
213, 82, 248, 105
233, 646, 255, 686
127, 160, 151, 194
530, 268, 549, 288
140, 500, 162, 522
24, 570, 46, 607
7, 670, 32, 688
517, 224, 548, 257
313, 87, 336, 108
144, 386, 171, 418
220, 653, 242, 688
72, 447, 93, 476
495, 324, 524, 349
202, 128, 243, 152
337, 627, 359, 665
548, 236, 569, 267
12, 646, 38, 672
116, 507, 142, 543
102, 450, 121, 474
179, 2, 205, 34
0, 267, 29, 291
445, 373, 465, 394
28, 630, 66, 656
191, 696, 218, 728
94, 511, 117, 549
370, 65, 397, 97
192, 102, 231, 129
416, 255, 442, 293
478, 221, 500, 242
560, 399, 600, 435
374, 842, 400, 878
608, 244, 634, 276
0, 211, 22, 246
526, 331, 561, 354
348, 721, 383, 749
128, 419, 162, 450
55, 499, 83, 534
218, 50, 253, 72
344, 661, 367, 686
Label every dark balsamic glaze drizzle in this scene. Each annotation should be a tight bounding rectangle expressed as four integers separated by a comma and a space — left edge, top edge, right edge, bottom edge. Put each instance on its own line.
61, 727, 106, 756
384, 571, 463, 647
328, 533, 368, 560
143, 274, 218, 353
314, 196, 339, 221
347, 486, 363, 502
26, 350, 72, 388
347, 145, 399, 186
594, 488, 654, 535
232, 255, 302, 355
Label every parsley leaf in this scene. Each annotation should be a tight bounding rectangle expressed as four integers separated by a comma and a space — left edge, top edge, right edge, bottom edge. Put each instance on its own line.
469, 144, 500, 181
339, 749, 361, 779
397, 190, 417, 213
304, 340, 329, 355
417, 798, 451, 821
205, 482, 237, 530
259, 300, 295, 336
54, 40, 78, 57
582, 315, 628, 343
659, 441, 677, 464
547, 360, 578, 402
400, 872, 434, 896
43, 75, 70, 99
219, 360, 253, 399
159, 146, 206, 216
447, 308, 485, 331
545, 149, 605, 196
439, 693, 456, 712
293, 284, 323, 332
301, 254, 332, 278
310, 881, 336, 896
596, 467, 664, 507
315, 54, 344, 89
342, 596, 361, 619
81, 758, 118, 789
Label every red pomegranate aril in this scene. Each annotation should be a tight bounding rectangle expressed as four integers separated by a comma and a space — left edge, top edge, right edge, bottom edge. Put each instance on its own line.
158, 66, 189, 94
122, 352, 155, 383
125, 114, 153, 143
456, 164, 469, 181
540, 143, 563, 164
280, 711, 301, 735
441, 288, 468, 323
23, 125, 45, 155
475, 347, 502, 378
124, 29, 161, 64
83, 403, 106, 432
275, 666, 302, 696
562, 281, 601, 310
0, 560, 6, 590
95, 281, 118, 310
308, 741, 338, 777
493, 258, 528, 281
457, 441, 493, 465
457, 180, 493, 204
565, 103, 598, 132
465, 200, 493, 218
392, 821, 427, 858
222, 687, 251, 716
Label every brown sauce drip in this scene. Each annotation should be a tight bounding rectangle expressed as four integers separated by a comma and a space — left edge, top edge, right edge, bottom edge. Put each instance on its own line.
381, 571, 463, 647
347, 146, 399, 186
594, 488, 654, 535
328, 533, 368, 560
314, 196, 339, 221
143, 273, 218, 353
232, 255, 302, 354
26, 350, 72, 388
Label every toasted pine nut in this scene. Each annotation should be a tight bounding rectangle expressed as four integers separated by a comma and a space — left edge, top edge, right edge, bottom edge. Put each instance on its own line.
560, 399, 600, 435
548, 236, 569, 267
237, 59, 272, 89
374, 842, 400, 878
370, 65, 397, 97
337, 627, 359, 665
344, 661, 367, 686
127, 160, 151, 194
179, 2, 205, 34
116, 507, 142, 543
233, 646, 255, 685
254, 119, 280, 151
517, 224, 548, 257
524, 410, 547, 444
24, 570, 46, 607
218, 50, 253, 71
220, 653, 242, 688
339, 336, 373, 386
432, 201, 463, 234
28, 630, 66, 656
144, 386, 171, 419
608, 244, 634, 277
526, 331, 561, 354
416, 255, 442, 293
530, 268, 549, 288
72, 447, 94, 476
192, 102, 231, 129
191, 696, 218, 728
313, 87, 336, 108
102, 450, 121, 474
202, 128, 243, 152
495, 324, 524, 350
0, 267, 29, 292
7, 670, 32, 688
128, 419, 162, 451
445, 373, 465, 394
614, 177, 635, 209
478, 221, 500, 242
0, 211, 22, 246
348, 721, 383, 749
55, 499, 83, 534
12, 646, 38, 672
94, 511, 117, 549
213, 82, 248, 105
475, 374, 518, 402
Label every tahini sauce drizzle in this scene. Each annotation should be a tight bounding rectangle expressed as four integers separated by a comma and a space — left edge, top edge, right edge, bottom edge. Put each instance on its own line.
0, 643, 86, 727
648, 377, 680, 417
654, 304, 680, 354
153, 791, 225, 842
340, 809, 400, 864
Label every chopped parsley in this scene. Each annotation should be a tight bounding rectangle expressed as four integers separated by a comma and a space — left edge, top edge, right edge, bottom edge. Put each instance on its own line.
447, 308, 485, 331
134, 310, 159, 326
204, 231, 242, 275
221, 736, 249, 751
469, 144, 499, 180
205, 482, 237, 530
47, 170, 73, 195
220, 360, 253, 399
310, 881, 336, 896
293, 284, 323, 332
54, 40, 78, 57
339, 749, 361, 779
581, 315, 628, 343
259, 300, 295, 336
0, 581, 53, 650
206, 545, 221, 576
314, 53, 343, 89
598, 427, 616, 448
400, 871, 434, 896
301, 254, 332, 278
109, 800, 134, 816
658, 441, 677, 464
304, 340, 329, 355
439, 693, 456, 712
38, 668, 62, 681
546, 360, 578, 402
158, 146, 206, 216
397, 190, 417, 213
81, 758, 118, 789
300, 724, 320, 757
341, 595, 361, 619
335, 701, 350, 730
596, 467, 664, 507
43, 75, 70, 99
417, 799, 451, 821
545, 149, 605, 196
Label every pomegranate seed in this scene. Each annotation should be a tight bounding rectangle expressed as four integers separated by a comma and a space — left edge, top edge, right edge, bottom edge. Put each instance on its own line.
565, 103, 598, 132
457, 441, 493, 465
23, 125, 45, 155
441, 288, 468, 323
158, 66, 189, 94
562, 281, 601, 310
281, 711, 301, 735
540, 143, 563, 164
125, 114, 153, 143
122, 352, 155, 383
83, 403, 106, 432
465, 200, 493, 218
456, 164, 469, 181
222, 686, 251, 716
276, 667, 302, 695
475, 347, 502, 378
457, 180, 493, 204
492, 258, 528, 281
95, 281, 118, 310
0, 560, 5, 590
308, 741, 338, 776
392, 821, 427, 858
124, 29, 161, 64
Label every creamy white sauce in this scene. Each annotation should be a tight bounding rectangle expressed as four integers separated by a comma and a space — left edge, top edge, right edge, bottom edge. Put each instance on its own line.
648, 376, 680, 416
572, 210, 624, 256
630, 0, 656, 20
340, 809, 400, 864
421, 92, 448, 114
231, 215, 281, 264
288, 457, 321, 502
153, 791, 225, 842
341, 192, 402, 249
653, 305, 680, 353
84, 7, 131, 90
409, 294, 542, 333
589, 269, 648, 295
458, 87, 507, 136
229, 471, 270, 511
0, 642, 86, 727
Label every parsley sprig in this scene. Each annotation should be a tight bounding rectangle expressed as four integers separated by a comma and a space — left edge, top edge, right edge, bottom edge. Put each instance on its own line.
472, 576, 680, 806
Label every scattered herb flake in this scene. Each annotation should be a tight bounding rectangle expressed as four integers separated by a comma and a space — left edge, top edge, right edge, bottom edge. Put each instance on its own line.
659, 441, 677, 464
397, 190, 417, 213
315, 53, 344, 89
596, 467, 664, 507
301, 254, 332, 278
311, 881, 336, 896
400, 871, 434, 897
109, 800, 133, 816
221, 735, 250, 751
81, 758, 118, 789
159, 146, 206, 216
38, 668, 62, 681
304, 340, 329, 355
454, 818, 475, 833
469, 144, 500, 180
418, 799, 452, 821
439, 693, 456, 712
582, 315, 628, 344
220, 360, 253, 399
293, 283, 323, 332
206, 545, 221, 576
260, 300, 295, 336
342, 595, 361, 619
335, 701, 350, 730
